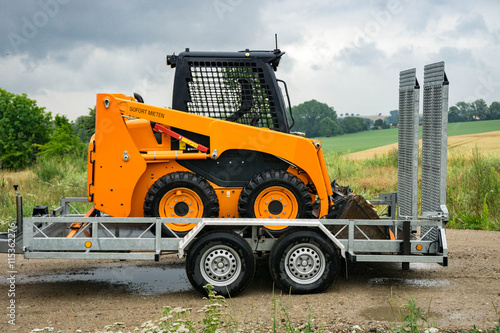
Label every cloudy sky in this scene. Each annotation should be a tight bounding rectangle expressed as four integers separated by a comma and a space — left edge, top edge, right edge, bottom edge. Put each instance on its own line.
1, 0, 499, 120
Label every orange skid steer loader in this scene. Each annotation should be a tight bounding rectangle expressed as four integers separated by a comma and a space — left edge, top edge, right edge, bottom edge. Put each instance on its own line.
87, 48, 374, 235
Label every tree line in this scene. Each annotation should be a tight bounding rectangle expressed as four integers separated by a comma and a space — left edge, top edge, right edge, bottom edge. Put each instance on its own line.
0, 88, 95, 170
0, 91, 374, 170
291, 99, 370, 138
448, 99, 500, 122
1, 87, 499, 170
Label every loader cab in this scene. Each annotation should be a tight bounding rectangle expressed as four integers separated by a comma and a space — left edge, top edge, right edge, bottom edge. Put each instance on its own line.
167, 48, 291, 133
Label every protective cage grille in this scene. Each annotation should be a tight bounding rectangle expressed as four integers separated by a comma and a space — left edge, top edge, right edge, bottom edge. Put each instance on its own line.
186, 61, 279, 129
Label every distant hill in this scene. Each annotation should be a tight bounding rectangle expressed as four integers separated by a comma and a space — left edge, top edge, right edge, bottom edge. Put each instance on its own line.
338, 115, 388, 122
319, 119, 500, 155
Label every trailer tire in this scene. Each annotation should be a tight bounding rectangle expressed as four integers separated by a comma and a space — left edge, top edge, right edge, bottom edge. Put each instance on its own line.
144, 172, 219, 236
186, 232, 256, 297
269, 230, 339, 294
238, 170, 313, 231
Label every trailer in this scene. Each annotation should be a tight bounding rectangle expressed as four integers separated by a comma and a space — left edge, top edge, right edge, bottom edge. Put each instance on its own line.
0, 61, 449, 297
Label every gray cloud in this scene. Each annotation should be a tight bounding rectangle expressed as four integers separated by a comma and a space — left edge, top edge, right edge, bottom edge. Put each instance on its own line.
335, 42, 387, 67
1, 0, 264, 56
0, 0, 499, 120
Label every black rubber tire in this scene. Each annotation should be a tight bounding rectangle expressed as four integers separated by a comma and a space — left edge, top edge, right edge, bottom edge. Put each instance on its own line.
238, 170, 313, 219
269, 230, 339, 294
186, 231, 256, 297
144, 171, 219, 236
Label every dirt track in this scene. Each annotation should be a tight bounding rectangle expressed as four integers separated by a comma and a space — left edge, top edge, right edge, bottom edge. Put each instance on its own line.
1, 229, 499, 332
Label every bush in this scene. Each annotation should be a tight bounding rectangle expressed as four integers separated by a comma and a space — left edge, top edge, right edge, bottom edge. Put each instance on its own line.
0, 88, 52, 169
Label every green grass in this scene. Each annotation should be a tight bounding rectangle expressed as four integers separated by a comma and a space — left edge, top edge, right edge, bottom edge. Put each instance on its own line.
2, 147, 498, 232
448, 119, 500, 136
323, 147, 500, 231
319, 119, 500, 154
0, 155, 90, 231
1, 119, 499, 232
320, 127, 398, 154
447, 148, 500, 230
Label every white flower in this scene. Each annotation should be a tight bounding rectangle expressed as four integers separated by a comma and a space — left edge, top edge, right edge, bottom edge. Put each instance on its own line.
424, 328, 439, 333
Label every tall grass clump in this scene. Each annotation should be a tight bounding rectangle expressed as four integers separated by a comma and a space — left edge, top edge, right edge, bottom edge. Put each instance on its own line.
447, 148, 500, 230
324, 150, 398, 199
0, 154, 89, 232
362, 149, 399, 169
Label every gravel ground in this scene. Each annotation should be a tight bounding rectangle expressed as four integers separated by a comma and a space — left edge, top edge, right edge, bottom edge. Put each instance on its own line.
1, 229, 499, 332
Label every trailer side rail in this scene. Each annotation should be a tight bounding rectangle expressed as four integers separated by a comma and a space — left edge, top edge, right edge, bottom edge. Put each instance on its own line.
21, 215, 447, 266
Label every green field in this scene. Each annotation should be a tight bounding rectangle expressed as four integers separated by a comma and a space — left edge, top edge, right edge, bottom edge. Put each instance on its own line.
319, 119, 500, 154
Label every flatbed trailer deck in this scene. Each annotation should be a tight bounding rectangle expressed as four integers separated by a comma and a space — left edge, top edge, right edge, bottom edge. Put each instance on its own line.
1, 193, 447, 296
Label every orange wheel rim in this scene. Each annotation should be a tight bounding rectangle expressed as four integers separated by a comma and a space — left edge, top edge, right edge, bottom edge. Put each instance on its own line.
254, 186, 297, 230
159, 188, 202, 232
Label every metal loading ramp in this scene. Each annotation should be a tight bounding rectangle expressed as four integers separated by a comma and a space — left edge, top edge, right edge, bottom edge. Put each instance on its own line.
398, 68, 420, 220
421, 62, 449, 241
394, 62, 449, 267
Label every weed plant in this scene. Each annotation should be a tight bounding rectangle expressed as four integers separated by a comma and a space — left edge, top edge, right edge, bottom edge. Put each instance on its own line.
387, 291, 435, 333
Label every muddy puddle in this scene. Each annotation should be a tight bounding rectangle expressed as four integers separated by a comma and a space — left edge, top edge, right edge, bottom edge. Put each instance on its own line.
368, 277, 451, 288
0, 265, 193, 295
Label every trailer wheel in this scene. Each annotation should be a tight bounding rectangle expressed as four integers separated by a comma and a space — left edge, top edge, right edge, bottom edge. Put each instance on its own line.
238, 170, 313, 231
144, 172, 219, 236
269, 230, 339, 294
186, 232, 256, 297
